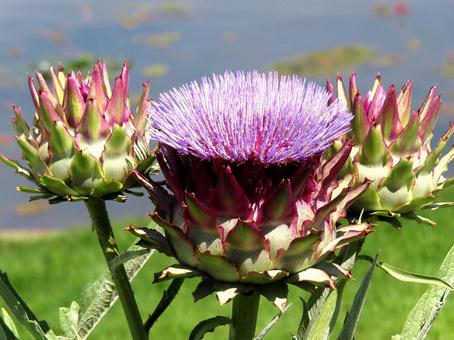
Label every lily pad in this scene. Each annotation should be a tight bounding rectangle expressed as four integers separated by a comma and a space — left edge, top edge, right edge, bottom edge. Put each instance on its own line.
371, 54, 403, 67
142, 64, 169, 78
269, 45, 374, 78
435, 52, 454, 78
39, 28, 68, 46
134, 32, 181, 48
372, 3, 391, 17
14, 201, 50, 216
115, 8, 156, 29
158, 1, 190, 19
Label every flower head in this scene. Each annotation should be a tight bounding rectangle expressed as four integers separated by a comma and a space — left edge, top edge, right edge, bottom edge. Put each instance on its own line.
131, 71, 370, 309
150, 71, 352, 164
327, 74, 454, 226
1, 61, 154, 202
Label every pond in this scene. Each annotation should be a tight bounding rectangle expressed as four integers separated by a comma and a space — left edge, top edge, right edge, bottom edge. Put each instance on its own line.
0, 0, 453, 230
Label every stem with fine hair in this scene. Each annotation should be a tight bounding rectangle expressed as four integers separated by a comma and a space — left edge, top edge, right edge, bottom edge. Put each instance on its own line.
85, 198, 148, 340
229, 292, 260, 340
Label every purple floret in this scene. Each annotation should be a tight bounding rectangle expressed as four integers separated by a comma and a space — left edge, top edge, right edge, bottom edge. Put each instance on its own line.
149, 71, 352, 164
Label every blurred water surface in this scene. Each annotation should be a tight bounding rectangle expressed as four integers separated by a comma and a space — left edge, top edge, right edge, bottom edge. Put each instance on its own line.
0, 0, 453, 229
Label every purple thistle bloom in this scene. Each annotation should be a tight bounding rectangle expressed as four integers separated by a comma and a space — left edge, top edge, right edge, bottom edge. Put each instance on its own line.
131, 71, 371, 292
149, 71, 352, 164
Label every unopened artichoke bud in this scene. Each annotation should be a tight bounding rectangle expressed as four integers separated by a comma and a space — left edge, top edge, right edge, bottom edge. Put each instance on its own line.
1, 61, 155, 202
327, 74, 454, 226
128, 71, 372, 309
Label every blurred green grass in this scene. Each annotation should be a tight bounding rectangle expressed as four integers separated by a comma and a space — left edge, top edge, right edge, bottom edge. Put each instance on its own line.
1, 188, 453, 339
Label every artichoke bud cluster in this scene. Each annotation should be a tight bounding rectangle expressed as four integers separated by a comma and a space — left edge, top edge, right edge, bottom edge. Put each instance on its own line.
327, 74, 454, 226
1, 61, 155, 202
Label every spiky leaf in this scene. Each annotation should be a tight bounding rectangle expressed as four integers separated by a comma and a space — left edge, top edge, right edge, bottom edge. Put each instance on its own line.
188, 316, 231, 340
398, 245, 454, 340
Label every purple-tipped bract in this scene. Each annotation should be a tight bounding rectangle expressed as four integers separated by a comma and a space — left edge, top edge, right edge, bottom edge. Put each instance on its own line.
149, 71, 352, 164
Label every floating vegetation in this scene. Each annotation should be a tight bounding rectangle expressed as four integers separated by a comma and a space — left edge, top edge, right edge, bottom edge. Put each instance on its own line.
39, 28, 68, 46
0, 67, 21, 88
373, 3, 391, 17
115, 1, 189, 29
79, 3, 93, 21
269, 45, 374, 78
158, 1, 190, 19
14, 201, 50, 216
0, 134, 11, 146
435, 52, 454, 79
393, 1, 409, 16
440, 102, 454, 116
373, 2, 409, 17
406, 38, 421, 50
142, 64, 169, 78
134, 32, 181, 48
222, 32, 238, 43
29, 55, 131, 81
6, 47, 23, 58
115, 8, 156, 29
371, 54, 403, 67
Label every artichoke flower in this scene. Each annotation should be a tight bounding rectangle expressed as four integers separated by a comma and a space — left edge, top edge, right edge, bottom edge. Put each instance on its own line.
129, 71, 371, 309
1, 61, 154, 202
326, 74, 454, 226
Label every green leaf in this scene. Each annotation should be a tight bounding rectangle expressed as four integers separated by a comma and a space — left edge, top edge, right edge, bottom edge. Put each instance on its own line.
16, 186, 43, 194
109, 247, 150, 270
1, 308, 19, 339
253, 303, 291, 340
0, 155, 32, 180
294, 242, 362, 340
154, 264, 201, 283
398, 245, 454, 340
12, 106, 31, 137
402, 213, 436, 227
421, 202, 454, 210
144, 278, 184, 333
0, 271, 52, 339
188, 316, 231, 340
16, 136, 49, 177
76, 244, 153, 338
92, 180, 123, 198
256, 282, 288, 311
377, 262, 452, 289
40, 175, 79, 197
59, 301, 80, 337
0, 316, 19, 340
337, 254, 378, 340
298, 288, 339, 340
294, 298, 310, 340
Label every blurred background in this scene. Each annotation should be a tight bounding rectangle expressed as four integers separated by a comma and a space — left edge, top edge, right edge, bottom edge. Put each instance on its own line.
1, 0, 453, 230
0, 1, 453, 339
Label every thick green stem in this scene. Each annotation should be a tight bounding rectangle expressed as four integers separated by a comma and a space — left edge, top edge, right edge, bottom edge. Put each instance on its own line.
85, 199, 148, 340
229, 292, 260, 340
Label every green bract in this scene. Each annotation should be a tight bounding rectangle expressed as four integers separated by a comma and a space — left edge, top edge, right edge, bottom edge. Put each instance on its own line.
1, 61, 154, 202
327, 74, 454, 225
